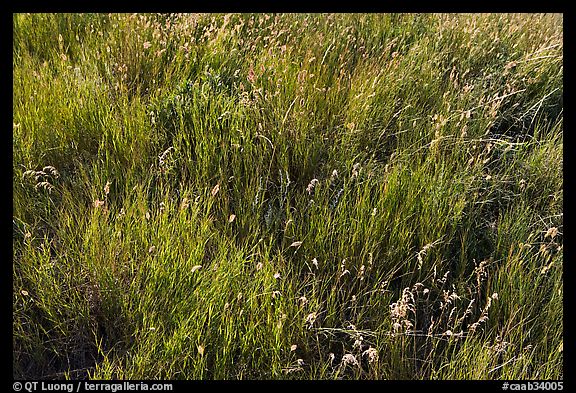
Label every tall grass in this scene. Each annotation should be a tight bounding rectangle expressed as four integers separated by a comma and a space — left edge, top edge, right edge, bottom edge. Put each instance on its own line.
13, 13, 562, 380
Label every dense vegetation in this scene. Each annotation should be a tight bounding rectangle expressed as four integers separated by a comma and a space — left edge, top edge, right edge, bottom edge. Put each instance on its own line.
13, 13, 563, 380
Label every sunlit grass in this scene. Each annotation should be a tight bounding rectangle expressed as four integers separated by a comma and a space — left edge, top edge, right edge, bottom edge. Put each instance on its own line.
13, 13, 562, 380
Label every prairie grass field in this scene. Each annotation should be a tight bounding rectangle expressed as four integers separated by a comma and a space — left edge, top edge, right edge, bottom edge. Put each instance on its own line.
12, 13, 563, 380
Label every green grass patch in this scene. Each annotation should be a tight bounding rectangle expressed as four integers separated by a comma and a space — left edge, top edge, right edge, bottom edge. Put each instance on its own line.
13, 13, 562, 380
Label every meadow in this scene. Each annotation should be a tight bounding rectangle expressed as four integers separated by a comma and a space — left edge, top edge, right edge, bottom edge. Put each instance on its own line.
13, 13, 563, 379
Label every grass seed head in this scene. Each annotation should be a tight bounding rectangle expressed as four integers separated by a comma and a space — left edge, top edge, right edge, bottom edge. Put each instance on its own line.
341, 354, 358, 367
362, 347, 379, 364
312, 258, 319, 269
